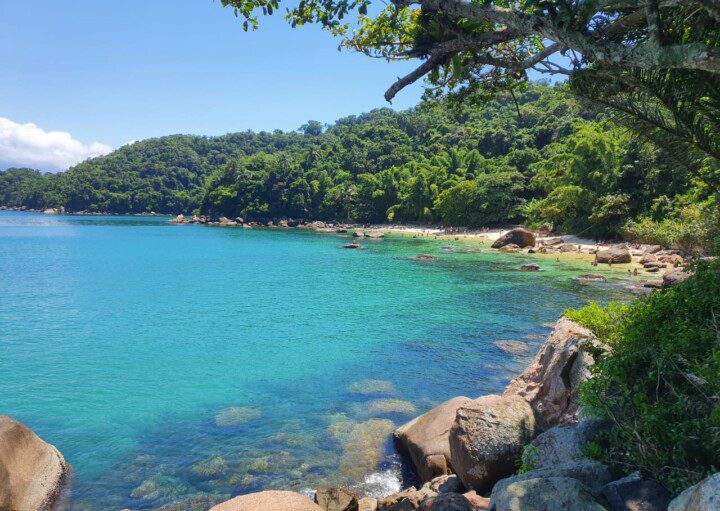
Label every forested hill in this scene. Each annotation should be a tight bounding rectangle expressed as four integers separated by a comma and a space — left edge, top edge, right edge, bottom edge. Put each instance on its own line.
0, 83, 712, 241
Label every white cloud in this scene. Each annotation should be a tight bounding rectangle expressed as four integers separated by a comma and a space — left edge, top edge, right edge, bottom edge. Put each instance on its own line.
0, 117, 113, 172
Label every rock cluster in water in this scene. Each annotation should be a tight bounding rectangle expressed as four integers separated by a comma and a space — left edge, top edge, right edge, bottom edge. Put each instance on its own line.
5, 317, 719, 510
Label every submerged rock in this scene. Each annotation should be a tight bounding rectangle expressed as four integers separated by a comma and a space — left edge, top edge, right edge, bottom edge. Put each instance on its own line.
415, 254, 440, 261
518, 264, 540, 271
575, 274, 608, 282
394, 396, 473, 482
0, 415, 68, 511
190, 455, 228, 478
342, 243, 364, 249
360, 399, 417, 418
210, 490, 323, 511
493, 340, 530, 355
449, 394, 547, 493
329, 419, 395, 481
214, 407, 262, 427
347, 380, 398, 396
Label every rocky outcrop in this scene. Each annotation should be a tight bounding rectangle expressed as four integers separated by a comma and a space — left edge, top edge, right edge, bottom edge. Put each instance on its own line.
315, 487, 359, 511
669, 472, 720, 511
448, 394, 547, 493
394, 397, 473, 482
601, 472, 671, 511
491, 228, 536, 249
489, 476, 608, 511
663, 268, 693, 288
596, 246, 632, 264
210, 490, 323, 511
504, 317, 602, 426
0, 415, 68, 511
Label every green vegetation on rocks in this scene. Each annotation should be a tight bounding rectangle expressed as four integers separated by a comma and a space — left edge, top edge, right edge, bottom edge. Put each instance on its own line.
2, 84, 715, 246
567, 261, 720, 493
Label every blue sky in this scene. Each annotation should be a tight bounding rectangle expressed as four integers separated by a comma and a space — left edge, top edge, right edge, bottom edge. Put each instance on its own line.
1, 0, 428, 170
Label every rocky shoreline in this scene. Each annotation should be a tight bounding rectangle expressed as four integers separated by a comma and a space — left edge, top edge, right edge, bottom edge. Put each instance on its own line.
167, 217, 697, 289
4, 316, 717, 510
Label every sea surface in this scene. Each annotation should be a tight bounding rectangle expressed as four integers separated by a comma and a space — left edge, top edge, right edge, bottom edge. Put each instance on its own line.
0, 211, 630, 510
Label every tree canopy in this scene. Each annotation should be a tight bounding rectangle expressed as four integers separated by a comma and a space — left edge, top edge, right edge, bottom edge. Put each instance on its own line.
2, 83, 715, 245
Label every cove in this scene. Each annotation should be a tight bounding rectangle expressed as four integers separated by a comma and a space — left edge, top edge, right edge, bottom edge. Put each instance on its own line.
0, 211, 628, 510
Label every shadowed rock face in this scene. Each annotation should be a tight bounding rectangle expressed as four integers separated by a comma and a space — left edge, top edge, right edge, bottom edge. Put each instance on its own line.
210, 490, 323, 511
0, 415, 68, 511
394, 397, 473, 482
504, 317, 603, 426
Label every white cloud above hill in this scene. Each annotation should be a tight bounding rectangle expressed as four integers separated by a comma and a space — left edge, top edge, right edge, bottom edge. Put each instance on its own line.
0, 117, 112, 172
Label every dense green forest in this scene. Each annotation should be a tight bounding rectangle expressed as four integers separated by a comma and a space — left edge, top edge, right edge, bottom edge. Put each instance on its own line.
0, 83, 716, 244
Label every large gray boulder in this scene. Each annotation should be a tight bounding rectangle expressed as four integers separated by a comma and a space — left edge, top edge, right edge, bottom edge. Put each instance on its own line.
0, 415, 68, 511
504, 317, 603, 426
490, 460, 613, 496
489, 476, 608, 511
210, 491, 323, 511
525, 420, 608, 469
669, 472, 720, 511
596, 246, 632, 264
448, 394, 547, 493
395, 397, 473, 481
492, 228, 536, 249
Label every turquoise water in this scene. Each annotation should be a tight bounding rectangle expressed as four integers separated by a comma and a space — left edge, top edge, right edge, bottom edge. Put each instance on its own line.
0, 212, 629, 510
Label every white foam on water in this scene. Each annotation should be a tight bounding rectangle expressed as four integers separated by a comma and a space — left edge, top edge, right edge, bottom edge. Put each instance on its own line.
351, 469, 402, 498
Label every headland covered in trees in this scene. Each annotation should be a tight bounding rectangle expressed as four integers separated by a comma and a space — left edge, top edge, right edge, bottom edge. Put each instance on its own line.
1, 83, 716, 252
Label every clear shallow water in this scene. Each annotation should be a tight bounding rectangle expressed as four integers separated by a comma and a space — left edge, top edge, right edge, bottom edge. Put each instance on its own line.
0, 212, 629, 510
